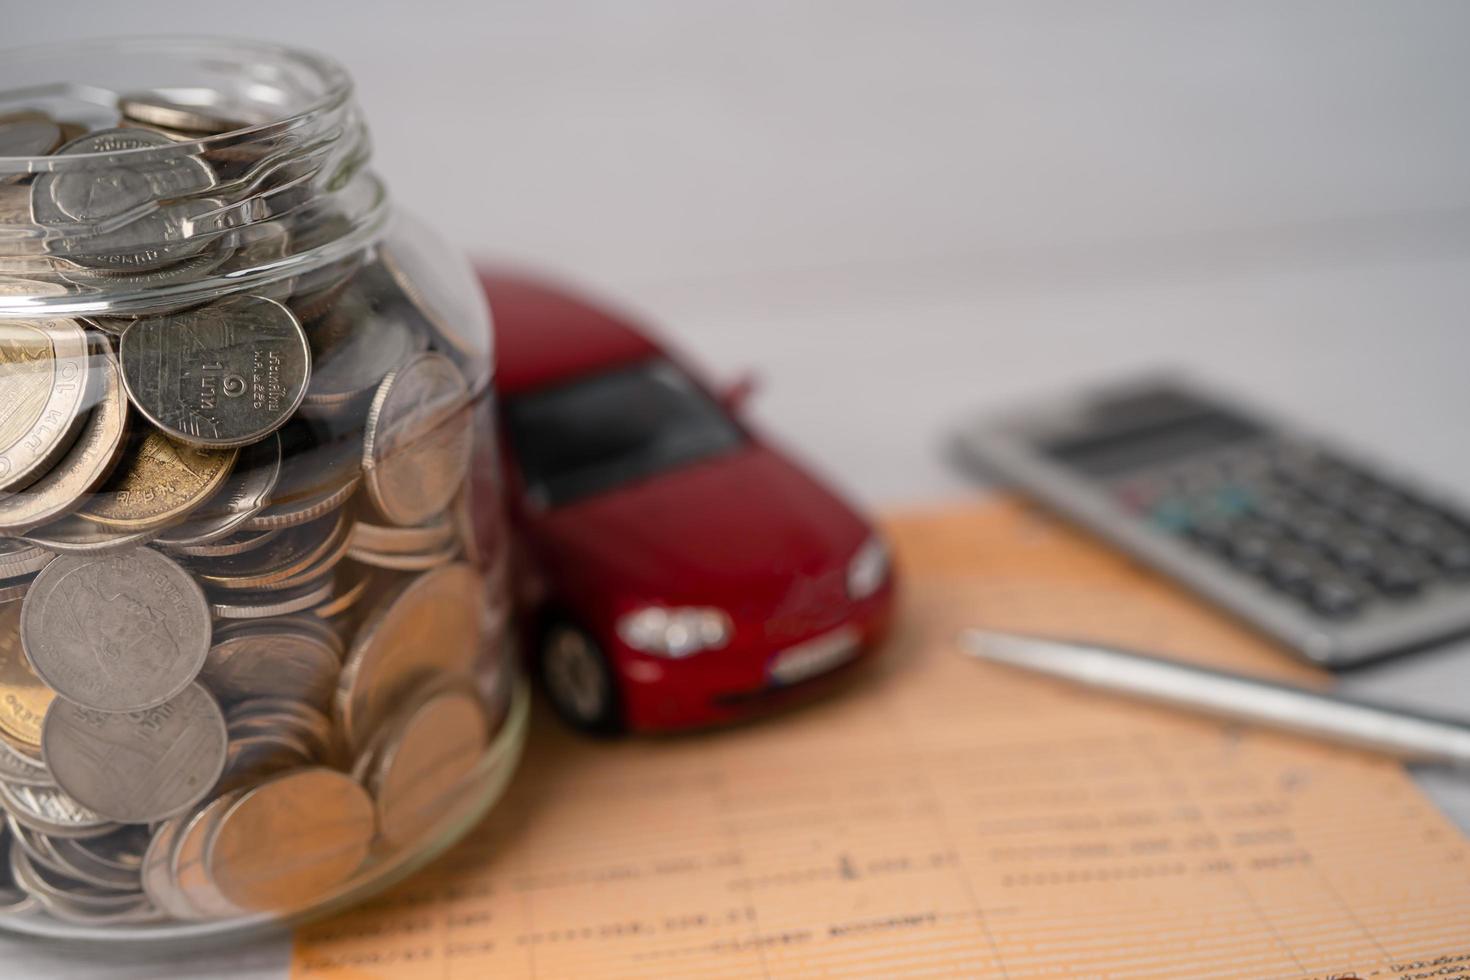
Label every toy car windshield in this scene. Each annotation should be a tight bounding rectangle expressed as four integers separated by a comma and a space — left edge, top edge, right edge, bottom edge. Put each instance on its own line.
503, 358, 744, 507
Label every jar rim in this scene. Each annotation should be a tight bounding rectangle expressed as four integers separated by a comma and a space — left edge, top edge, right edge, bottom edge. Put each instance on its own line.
0, 35, 354, 166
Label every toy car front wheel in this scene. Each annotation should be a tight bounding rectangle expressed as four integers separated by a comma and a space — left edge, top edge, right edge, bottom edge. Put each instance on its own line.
540, 623, 622, 734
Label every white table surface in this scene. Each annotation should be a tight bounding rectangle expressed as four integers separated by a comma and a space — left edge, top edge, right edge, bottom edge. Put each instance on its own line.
6, 2, 1470, 975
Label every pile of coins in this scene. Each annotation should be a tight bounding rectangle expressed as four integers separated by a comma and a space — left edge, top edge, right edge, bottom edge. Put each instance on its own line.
0, 91, 510, 925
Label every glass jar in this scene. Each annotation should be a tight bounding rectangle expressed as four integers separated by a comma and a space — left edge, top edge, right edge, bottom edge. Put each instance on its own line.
0, 37, 525, 942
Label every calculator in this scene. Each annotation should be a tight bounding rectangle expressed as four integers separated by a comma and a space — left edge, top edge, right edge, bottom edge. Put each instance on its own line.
953, 375, 1470, 667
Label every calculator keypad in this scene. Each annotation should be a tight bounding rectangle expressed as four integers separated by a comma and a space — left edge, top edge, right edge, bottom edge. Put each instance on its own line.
1111, 441, 1470, 620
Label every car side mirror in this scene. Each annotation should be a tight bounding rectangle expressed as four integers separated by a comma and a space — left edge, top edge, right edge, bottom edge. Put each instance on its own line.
720, 372, 758, 413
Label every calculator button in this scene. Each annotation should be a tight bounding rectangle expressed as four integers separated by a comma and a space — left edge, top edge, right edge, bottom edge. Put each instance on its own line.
1221, 523, 1277, 571
1427, 537, 1470, 577
1365, 557, 1427, 598
1184, 513, 1234, 549
1382, 512, 1454, 550
1322, 533, 1381, 572
1284, 505, 1338, 547
1262, 547, 1318, 596
1305, 576, 1369, 618
1248, 490, 1307, 527
1340, 490, 1401, 526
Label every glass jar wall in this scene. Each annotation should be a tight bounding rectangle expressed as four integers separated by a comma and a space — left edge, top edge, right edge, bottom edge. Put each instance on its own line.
0, 38, 524, 941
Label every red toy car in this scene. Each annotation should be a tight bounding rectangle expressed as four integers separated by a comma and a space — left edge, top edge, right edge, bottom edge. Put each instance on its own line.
479, 269, 896, 733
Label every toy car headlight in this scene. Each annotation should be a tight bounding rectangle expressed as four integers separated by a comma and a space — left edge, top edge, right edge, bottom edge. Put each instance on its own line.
846, 535, 890, 600
617, 607, 732, 658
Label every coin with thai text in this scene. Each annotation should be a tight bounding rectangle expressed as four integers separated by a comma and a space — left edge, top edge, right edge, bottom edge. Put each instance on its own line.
0, 345, 128, 533
362, 352, 471, 526
119, 294, 310, 448
0, 318, 94, 493
43, 683, 227, 824
35, 128, 216, 224
21, 549, 211, 711
76, 429, 237, 532
152, 432, 281, 547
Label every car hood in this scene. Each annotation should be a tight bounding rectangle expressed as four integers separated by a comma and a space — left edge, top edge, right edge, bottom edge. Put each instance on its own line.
533, 442, 871, 621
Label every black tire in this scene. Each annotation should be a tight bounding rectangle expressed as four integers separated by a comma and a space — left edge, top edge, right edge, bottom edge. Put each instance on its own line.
538, 622, 623, 734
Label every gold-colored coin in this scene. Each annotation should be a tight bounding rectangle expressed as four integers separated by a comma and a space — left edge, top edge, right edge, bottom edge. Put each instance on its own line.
0, 318, 93, 494
76, 429, 237, 532
359, 681, 488, 848
0, 599, 51, 757
335, 562, 483, 752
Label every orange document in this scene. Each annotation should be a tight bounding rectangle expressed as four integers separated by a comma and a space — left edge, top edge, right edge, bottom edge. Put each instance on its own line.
293, 498, 1470, 979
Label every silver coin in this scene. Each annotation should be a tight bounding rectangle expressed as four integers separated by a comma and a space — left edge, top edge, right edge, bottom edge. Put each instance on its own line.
119, 294, 311, 448
20, 549, 211, 711
162, 525, 280, 559
208, 573, 335, 620
0, 779, 117, 839
55, 823, 150, 875
184, 508, 347, 591
0, 318, 95, 494
362, 352, 472, 526
0, 829, 34, 914
36, 128, 216, 224
0, 119, 61, 157
0, 737, 54, 788
0, 345, 128, 534
170, 791, 244, 920
57, 197, 224, 273
378, 240, 489, 366
244, 473, 357, 531
10, 843, 152, 923
0, 540, 53, 579
140, 814, 195, 920
244, 428, 361, 530
153, 432, 282, 547
43, 683, 227, 824
228, 697, 335, 757
217, 220, 290, 291
347, 540, 460, 572
200, 627, 340, 710
44, 830, 143, 891
59, 246, 233, 294
303, 299, 421, 410
226, 718, 327, 759
117, 91, 262, 136
8, 815, 73, 878
215, 611, 344, 658
20, 516, 159, 554
216, 736, 311, 794
0, 574, 31, 605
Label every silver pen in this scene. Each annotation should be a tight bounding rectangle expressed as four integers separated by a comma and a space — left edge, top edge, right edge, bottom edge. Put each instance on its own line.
958, 628, 1470, 768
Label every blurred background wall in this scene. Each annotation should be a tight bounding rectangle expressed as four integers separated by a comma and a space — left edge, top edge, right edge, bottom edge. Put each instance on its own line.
10, 1, 1470, 503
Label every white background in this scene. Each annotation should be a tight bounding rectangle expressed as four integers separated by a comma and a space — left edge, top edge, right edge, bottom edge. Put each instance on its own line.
5, 2, 1470, 976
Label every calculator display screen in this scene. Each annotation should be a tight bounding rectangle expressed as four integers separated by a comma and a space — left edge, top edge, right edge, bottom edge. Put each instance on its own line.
1041, 408, 1263, 477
